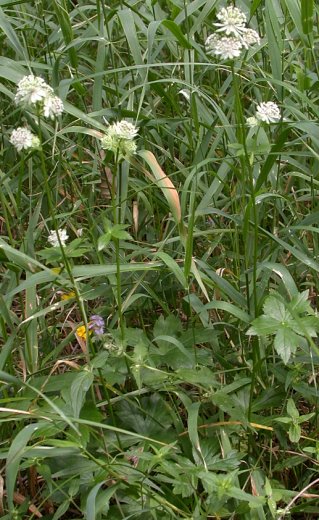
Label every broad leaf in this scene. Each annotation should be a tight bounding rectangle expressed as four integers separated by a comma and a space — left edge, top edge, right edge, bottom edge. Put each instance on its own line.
274, 327, 300, 364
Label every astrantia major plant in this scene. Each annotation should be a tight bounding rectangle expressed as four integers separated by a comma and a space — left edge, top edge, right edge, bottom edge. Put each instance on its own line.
1, 1, 319, 519
205, 5, 260, 60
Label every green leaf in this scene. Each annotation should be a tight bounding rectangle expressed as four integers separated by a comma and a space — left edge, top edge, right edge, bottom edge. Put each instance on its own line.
247, 316, 280, 336
289, 290, 312, 314
86, 482, 120, 520
6, 423, 40, 511
111, 226, 133, 241
298, 412, 315, 423
301, 0, 314, 35
70, 370, 94, 419
274, 327, 300, 364
228, 485, 265, 505
0, 7, 25, 58
291, 316, 319, 337
289, 423, 301, 443
98, 232, 112, 251
287, 398, 299, 419
275, 417, 291, 424
52, 500, 70, 520
137, 150, 182, 225
263, 295, 287, 321
155, 251, 187, 288
162, 20, 192, 49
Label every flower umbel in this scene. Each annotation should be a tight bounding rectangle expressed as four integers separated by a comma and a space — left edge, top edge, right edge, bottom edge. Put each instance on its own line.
241, 28, 261, 48
110, 121, 138, 140
206, 34, 242, 60
246, 116, 259, 128
15, 75, 53, 106
255, 102, 280, 123
89, 315, 105, 336
47, 229, 69, 247
43, 95, 64, 119
205, 5, 260, 61
10, 127, 40, 152
15, 74, 64, 119
101, 120, 138, 159
214, 6, 247, 37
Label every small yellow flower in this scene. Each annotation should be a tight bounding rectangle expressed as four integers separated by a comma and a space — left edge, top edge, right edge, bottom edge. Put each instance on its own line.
51, 267, 62, 274
61, 291, 76, 301
76, 325, 92, 341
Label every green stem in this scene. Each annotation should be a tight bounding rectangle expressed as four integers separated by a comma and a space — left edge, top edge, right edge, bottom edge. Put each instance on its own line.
37, 115, 93, 363
231, 64, 260, 421
112, 154, 125, 344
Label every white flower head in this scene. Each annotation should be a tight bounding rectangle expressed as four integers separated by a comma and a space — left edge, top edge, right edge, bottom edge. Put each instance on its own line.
206, 34, 242, 60
48, 229, 69, 247
43, 95, 64, 119
255, 101, 280, 123
241, 28, 260, 49
109, 121, 138, 140
215, 6, 247, 37
10, 127, 40, 152
15, 74, 64, 119
15, 75, 53, 106
101, 120, 138, 159
246, 116, 259, 128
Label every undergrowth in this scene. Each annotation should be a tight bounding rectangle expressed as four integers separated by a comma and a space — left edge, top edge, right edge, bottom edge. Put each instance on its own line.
0, 0, 319, 518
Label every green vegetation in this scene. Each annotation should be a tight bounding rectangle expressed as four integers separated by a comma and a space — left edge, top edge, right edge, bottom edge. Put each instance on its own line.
0, 1, 319, 518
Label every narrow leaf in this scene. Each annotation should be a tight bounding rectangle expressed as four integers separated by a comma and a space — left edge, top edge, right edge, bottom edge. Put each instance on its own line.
138, 150, 182, 224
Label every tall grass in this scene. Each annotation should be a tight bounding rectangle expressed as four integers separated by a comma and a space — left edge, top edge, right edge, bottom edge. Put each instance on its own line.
0, 0, 319, 518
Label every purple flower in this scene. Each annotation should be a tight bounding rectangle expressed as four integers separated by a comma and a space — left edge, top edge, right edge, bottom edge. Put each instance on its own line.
89, 314, 105, 336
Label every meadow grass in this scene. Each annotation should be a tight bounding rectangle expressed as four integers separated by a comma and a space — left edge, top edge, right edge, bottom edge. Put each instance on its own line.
0, 0, 319, 518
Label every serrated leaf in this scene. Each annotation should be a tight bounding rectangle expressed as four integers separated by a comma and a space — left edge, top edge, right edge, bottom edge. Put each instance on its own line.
274, 327, 300, 364
247, 316, 279, 336
263, 295, 287, 321
291, 315, 319, 337
289, 290, 312, 314
173, 480, 194, 498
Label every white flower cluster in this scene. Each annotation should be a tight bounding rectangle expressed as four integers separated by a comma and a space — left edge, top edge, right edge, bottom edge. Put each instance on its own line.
101, 120, 138, 159
10, 127, 40, 152
247, 101, 281, 126
206, 6, 260, 60
15, 75, 64, 119
48, 229, 69, 247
